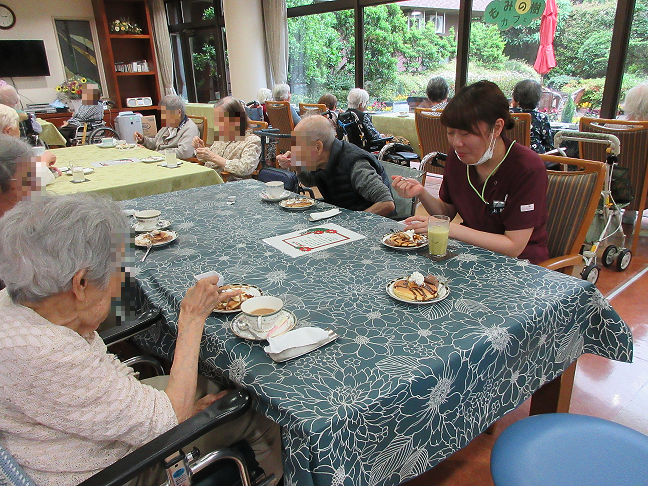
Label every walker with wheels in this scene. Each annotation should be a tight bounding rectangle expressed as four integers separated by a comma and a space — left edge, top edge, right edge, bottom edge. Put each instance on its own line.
552, 130, 632, 284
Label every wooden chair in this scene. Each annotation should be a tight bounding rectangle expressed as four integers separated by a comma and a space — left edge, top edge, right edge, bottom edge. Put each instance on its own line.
579, 117, 648, 254
299, 103, 327, 116
248, 120, 269, 131
527, 154, 606, 417
265, 100, 294, 154
508, 112, 531, 147
415, 107, 449, 175
187, 114, 208, 141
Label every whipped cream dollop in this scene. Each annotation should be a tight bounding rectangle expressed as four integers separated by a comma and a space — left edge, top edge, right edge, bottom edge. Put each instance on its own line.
408, 271, 425, 286
403, 229, 416, 241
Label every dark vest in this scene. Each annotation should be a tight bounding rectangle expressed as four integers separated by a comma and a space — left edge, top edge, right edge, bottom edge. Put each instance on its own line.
311, 139, 390, 211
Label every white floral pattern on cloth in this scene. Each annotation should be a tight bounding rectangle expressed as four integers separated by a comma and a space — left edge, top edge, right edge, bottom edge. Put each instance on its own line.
128, 180, 633, 486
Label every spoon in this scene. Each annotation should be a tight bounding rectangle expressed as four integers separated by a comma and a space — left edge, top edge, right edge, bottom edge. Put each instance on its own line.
141, 243, 152, 262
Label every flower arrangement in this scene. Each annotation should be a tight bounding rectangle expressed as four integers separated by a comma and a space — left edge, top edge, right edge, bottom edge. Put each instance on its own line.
110, 18, 142, 34
56, 75, 87, 101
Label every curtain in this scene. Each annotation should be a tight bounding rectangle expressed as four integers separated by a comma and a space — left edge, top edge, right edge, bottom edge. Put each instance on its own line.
148, 0, 174, 96
262, 0, 288, 86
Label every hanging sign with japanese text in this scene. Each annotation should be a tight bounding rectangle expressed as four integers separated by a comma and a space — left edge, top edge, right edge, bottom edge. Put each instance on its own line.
483, 0, 545, 30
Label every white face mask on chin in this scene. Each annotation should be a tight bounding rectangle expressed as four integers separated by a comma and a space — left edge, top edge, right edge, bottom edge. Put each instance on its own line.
456, 130, 497, 166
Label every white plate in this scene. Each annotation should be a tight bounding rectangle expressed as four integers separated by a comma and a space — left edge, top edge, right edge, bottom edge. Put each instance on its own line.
133, 219, 172, 232
386, 277, 450, 305
116, 143, 137, 150
61, 167, 94, 175
260, 190, 292, 202
231, 309, 296, 341
266, 330, 339, 362
134, 230, 178, 248
141, 156, 165, 163
98, 144, 117, 149
381, 232, 428, 251
279, 197, 316, 211
213, 284, 263, 313
157, 161, 184, 167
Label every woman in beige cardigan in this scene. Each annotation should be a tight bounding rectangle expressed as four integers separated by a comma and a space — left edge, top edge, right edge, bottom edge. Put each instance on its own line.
193, 97, 261, 178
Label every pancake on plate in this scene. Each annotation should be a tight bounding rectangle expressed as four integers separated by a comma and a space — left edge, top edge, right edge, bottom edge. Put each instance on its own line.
385, 230, 426, 247
392, 272, 439, 301
215, 285, 257, 311
135, 230, 175, 246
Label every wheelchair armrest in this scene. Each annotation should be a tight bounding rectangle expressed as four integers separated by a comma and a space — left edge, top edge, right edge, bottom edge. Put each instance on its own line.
299, 186, 315, 198
99, 307, 161, 346
78, 389, 252, 486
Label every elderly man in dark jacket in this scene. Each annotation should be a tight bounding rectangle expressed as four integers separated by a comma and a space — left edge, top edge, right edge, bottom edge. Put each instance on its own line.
277, 115, 395, 216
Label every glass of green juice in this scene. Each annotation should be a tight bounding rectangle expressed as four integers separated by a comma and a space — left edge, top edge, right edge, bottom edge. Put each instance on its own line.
428, 215, 450, 257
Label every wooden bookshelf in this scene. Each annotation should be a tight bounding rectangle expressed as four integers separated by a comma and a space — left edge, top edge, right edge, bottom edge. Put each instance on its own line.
92, 0, 161, 112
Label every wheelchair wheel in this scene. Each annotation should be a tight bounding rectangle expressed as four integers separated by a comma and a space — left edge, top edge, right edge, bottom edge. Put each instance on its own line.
88, 127, 119, 145
602, 245, 617, 268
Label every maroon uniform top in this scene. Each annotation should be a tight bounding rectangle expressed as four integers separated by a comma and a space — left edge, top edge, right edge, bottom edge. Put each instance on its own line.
439, 136, 549, 264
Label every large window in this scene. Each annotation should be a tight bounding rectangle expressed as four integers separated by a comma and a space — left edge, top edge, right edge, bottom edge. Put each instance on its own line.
166, 0, 229, 103
287, 9, 355, 105
287, 0, 639, 118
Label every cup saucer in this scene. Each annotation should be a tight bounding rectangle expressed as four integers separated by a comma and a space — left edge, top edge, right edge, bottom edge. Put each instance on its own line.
230, 309, 296, 341
260, 190, 291, 202
133, 219, 171, 232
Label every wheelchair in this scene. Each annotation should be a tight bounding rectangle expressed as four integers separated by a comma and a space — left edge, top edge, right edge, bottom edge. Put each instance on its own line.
336, 110, 392, 153
0, 294, 276, 486
72, 121, 119, 146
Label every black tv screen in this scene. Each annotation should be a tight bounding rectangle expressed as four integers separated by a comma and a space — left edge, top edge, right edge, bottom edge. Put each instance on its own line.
0, 40, 50, 77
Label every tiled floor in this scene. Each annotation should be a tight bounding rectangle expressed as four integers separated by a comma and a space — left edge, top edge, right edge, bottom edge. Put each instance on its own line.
403, 175, 648, 485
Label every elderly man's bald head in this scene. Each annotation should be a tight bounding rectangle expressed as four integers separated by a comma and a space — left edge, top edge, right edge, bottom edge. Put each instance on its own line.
294, 115, 336, 151
0, 84, 19, 108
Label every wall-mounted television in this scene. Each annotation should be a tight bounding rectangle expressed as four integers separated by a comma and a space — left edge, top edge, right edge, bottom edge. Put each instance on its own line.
0, 40, 50, 77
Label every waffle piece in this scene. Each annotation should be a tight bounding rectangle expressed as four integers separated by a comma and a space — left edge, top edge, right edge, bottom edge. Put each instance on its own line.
387, 231, 425, 247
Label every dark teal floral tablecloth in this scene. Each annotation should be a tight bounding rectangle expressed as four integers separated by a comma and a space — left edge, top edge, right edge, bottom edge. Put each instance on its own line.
128, 180, 633, 486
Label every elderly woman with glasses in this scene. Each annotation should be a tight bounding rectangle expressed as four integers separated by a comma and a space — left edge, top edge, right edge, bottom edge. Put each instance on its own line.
0, 194, 282, 485
134, 94, 199, 160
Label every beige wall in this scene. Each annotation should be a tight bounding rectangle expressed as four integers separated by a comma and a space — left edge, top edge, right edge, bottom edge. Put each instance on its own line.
0, 0, 105, 106
223, 0, 269, 101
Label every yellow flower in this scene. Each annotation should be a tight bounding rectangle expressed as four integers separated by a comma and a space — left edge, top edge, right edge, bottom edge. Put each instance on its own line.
81, 78, 87, 83
56, 86, 61, 92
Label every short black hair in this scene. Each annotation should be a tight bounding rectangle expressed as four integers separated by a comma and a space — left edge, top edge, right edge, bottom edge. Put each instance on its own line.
441, 80, 515, 135
426, 77, 449, 103
512, 79, 543, 110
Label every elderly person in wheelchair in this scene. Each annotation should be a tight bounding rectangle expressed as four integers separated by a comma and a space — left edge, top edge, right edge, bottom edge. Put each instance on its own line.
135, 94, 200, 161
0, 194, 282, 485
58, 83, 105, 146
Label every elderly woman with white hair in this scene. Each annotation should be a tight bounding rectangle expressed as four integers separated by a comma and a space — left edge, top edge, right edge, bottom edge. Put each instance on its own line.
0, 194, 282, 485
345, 88, 382, 142
134, 94, 199, 160
272, 83, 301, 125
620, 82, 648, 121
0, 135, 38, 218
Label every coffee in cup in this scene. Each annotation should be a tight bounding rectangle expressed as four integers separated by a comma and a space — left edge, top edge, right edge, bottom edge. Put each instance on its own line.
134, 209, 161, 231
265, 181, 284, 198
240, 296, 283, 333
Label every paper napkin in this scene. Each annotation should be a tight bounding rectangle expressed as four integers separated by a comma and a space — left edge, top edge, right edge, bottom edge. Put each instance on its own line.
308, 208, 341, 221
264, 327, 331, 355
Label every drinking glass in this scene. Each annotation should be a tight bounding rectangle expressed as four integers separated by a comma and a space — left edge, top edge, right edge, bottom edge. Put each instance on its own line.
165, 149, 178, 168
428, 215, 450, 257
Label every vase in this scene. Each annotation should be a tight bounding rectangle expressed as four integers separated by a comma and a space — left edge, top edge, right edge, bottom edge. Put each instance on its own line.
67, 99, 82, 113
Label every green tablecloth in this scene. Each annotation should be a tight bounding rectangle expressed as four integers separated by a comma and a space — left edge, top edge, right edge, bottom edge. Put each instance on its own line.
129, 180, 632, 486
37, 118, 67, 147
47, 145, 222, 201
372, 112, 422, 157
186, 102, 216, 144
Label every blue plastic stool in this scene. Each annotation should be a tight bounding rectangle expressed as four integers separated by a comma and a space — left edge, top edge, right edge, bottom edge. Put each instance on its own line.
490, 413, 648, 486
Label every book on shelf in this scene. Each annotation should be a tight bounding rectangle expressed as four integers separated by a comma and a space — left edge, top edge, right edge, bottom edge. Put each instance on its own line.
114, 60, 149, 73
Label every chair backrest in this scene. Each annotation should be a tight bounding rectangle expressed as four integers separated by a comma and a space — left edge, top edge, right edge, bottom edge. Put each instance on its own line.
508, 112, 531, 147
415, 107, 449, 175
265, 101, 294, 154
257, 167, 300, 193
380, 160, 426, 220
245, 104, 264, 122
337, 110, 372, 150
579, 117, 648, 213
187, 114, 207, 141
0, 443, 36, 486
541, 154, 606, 260
249, 120, 269, 131
299, 103, 327, 116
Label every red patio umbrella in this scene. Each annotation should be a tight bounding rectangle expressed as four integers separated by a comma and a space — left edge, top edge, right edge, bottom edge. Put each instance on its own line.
534, 0, 558, 75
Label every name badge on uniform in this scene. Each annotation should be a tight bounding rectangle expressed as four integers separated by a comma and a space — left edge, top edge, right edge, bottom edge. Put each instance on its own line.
520, 204, 534, 212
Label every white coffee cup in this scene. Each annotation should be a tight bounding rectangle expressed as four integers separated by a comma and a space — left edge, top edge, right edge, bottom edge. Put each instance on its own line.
165, 149, 178, 168
134, 209, 161, 230
265, 181, 284, 198
102, 137, 115, 147
72, 166, 85, 183
32, 146, 46, 157
240, 296, 284, 333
